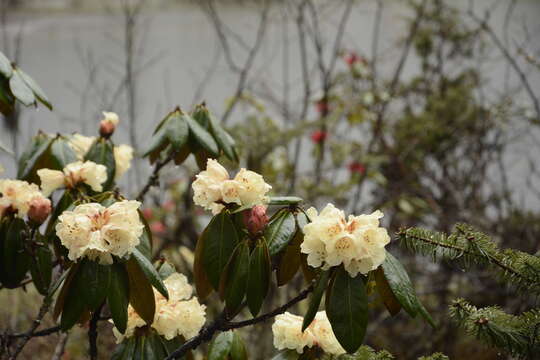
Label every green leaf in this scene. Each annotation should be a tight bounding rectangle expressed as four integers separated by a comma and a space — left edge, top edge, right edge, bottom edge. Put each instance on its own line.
131, 248, 169, 300
225, 241, 250, 314
126, 257, 156, 325
1, 218, 30, 288
112, 337, 137, 360
205, 107, 237, 162
374, 267, 401, 316
277, 230, 302, 286
143, 123, 168, 157
108, 263, 130, 334
271, 350, 300, 360
194, 227, 213, 300
186, 114, 219, 156
265, 210, 296, 256
84, 137, 116, 190
208, 331, 234, 360
53, 263, 79, 321
166, 111, 189, 150
230, 331, 248, 360
380, 252, 434, 327
302, 270, 330, 331
79, 259, 111, 310
326, 267, 368, 354
247, 239, 271, 316
18, 69, 52, 110
267, 196, 303, 206
137, 211, 153, 260
9, 69, 35, 106
29, 242, 53, 296
0, 51, 12, 78
60, 265, 88, 330
202, 211, 240, 289
17, 134, 53, 181
0, 79, 14, 116
49, 136, 77, 169
157, 261, 176, 281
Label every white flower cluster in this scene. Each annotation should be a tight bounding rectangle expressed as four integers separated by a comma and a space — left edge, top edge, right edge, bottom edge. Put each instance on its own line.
0, 179, 48, 218
68, 112, 133, 181
192, 159, 272, 215
272, 311, 344, 355
301, 204, 390, 277
113, 272, 206, 342
55, 200, 143, 264
37, 161, 107, 196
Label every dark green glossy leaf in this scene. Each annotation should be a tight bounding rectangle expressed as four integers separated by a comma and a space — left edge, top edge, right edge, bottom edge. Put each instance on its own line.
131, 248, 169, 300
208, 331, 234, 360
326, 267, 368, 353
205, 107, 237, 162
53, 263, 79, 321
78, 259, 111, 310
230, 331, 248, 360
186, 114, 219, 156
202, 211, 239, 289
267, 196, 303, 206
108, 263, 130, 334
9, 69, 34, 106
137, 211, 153, 260
247, 239, 271, 316
17, 134, 53, 181
302, 270, 329, 331
166, 111, 189, 150
0, 51, 12, 78
18, 69, 52, 110
380, 252, 434, 327
49, 137, 77, 170
374, 267, 401, 316
84, 137, 116, 190
29, 242, 53, 295
194, 227, 213, 300
1, 218, 30, 288
60, 265, 87, 330
265, 210, 296, 256
143, 123, 168, 157
126, 257, 156, 325
277, 229, 302, 286
112, 337, 137, 360
225, 241, 250, 314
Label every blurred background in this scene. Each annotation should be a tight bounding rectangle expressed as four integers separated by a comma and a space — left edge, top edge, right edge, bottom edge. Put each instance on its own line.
1, 0, 540, 359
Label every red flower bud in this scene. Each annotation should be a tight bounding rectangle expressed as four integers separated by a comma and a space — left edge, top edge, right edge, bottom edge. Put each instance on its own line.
141, 208, 153, 220
99, 120, 116, 138
150, 221, 166, 234
315, 99, 329, 115
344, 52, 359, 66
243, 205, 269, 235
27, 197, 52, 225
348, 161, 366, 175
310, 130, 327, 144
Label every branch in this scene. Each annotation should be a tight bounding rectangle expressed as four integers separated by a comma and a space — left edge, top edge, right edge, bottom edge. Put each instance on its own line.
88, 304, 104, 360
135, 151, 176, 201
165, 283, 315, 359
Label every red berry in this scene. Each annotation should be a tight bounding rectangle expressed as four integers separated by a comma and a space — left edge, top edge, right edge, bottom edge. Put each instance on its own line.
311, 130, 328, 144
348, 161, 365, 175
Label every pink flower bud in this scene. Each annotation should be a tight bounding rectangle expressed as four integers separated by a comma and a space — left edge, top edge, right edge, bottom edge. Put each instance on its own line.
28, 197, 52, 225
150, 221, 166, 235
348, 161, 365, 175
99, 120, 116, 138
310, 130, 328, 144
142, 208, 153, 220
243, 205, 269, 235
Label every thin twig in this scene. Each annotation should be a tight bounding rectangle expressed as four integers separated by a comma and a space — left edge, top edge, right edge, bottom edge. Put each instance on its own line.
136, 152, 176, 201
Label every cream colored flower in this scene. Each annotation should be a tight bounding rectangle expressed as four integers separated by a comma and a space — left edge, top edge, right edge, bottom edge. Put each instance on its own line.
69, 134, 96, 160
102, 111, 119, 126
301, 204, 390, 277
113, 144, 133, 180
0, 179, 46, 218
192, 159, 271, 215
112, 272, 206, 342
68, 134, 132, 181
272, 311, 344, 355
38, 161, 107, 196
56, 200, 143, 264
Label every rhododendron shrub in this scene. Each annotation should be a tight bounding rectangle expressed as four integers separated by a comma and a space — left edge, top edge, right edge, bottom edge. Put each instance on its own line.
1, 91, 433, 359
